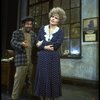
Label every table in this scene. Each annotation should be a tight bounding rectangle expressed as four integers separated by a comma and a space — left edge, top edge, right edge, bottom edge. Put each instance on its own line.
1, 60, 15, 94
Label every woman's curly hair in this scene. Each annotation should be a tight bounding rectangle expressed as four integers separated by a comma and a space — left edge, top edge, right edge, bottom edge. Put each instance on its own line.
49, 7, 67, 24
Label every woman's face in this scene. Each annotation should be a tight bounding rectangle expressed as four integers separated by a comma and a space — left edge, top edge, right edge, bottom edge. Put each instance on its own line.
49, 14, 60, 26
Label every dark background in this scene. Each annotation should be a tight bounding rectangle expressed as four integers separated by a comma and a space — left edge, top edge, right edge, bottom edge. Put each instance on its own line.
1, 0, 18, 57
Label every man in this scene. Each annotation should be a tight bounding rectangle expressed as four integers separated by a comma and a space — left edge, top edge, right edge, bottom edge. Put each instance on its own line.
10, 16, 37, 100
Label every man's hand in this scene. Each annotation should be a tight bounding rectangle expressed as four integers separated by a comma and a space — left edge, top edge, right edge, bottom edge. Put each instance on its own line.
22, 41, 28, 48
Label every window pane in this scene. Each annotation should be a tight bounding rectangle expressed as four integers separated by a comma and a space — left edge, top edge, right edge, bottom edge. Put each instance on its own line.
29, 6, 36, 16
34, 16, 41, 28
60, 39, 70, 56
29, 0, 35, 5
71, 0, 80, 8
62, 0, 70, 9
42, 14, 49, 25
71, 23, 80, 39
36, 0, 40, 3
53, 0, 61, 7
36, 4, 41, 16
61, 24, 70, 38
42, 2, 49, 14
71, 8, 80, 23
70, 39, 80, 55
64, 10, 70, 24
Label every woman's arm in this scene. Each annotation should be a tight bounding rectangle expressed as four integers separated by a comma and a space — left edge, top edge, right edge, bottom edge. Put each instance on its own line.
52, 30, 64, 50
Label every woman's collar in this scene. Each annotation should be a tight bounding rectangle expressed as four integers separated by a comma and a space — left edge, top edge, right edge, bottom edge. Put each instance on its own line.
44, 25, 59, 34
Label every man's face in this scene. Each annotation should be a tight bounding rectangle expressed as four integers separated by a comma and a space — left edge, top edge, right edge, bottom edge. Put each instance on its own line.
24, 21, 33, 32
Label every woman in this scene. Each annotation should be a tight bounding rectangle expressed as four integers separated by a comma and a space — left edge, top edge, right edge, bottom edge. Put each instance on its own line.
34, 7, 66, 100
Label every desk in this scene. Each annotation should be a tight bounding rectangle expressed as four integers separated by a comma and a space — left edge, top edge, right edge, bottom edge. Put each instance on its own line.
1, 60, 15, 94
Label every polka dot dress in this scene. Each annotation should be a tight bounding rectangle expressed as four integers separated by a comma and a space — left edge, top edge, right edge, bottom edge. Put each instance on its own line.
34, 25, 64, 98
34, 51, 62, 98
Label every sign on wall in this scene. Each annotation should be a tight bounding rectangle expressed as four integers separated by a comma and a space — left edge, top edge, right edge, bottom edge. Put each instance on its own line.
83, 17, 98, 42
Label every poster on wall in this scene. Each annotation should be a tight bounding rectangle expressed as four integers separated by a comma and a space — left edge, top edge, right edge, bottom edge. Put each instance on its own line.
83, 17, 98, 42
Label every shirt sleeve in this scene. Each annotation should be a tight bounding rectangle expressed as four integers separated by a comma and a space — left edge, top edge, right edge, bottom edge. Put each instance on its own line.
10, 30, 24, 52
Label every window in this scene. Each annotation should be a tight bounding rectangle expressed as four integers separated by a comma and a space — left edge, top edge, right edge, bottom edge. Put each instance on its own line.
28, 0, 50, 32
53, 0, 81, 58
28, 0, 81, 59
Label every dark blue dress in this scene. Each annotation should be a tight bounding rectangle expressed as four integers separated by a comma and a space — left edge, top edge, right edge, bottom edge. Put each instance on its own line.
34, 25, 64, 98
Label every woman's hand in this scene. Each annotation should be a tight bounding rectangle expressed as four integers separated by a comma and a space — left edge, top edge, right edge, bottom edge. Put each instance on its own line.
36, 41, 43, 47
44, 45, 54, 51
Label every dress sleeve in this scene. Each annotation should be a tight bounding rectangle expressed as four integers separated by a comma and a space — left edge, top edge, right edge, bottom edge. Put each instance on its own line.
37, 26, 45, 50
52, 30, 64, 50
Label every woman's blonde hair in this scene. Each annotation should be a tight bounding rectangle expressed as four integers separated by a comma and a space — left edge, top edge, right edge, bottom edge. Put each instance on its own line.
49, 7, 67, 24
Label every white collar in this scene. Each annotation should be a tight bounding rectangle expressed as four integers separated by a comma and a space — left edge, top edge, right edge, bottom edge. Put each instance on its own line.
44, 25, 59, 35
44, 25, 59, 42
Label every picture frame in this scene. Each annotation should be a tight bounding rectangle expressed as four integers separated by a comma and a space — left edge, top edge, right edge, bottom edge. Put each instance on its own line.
83, 17, 98, 42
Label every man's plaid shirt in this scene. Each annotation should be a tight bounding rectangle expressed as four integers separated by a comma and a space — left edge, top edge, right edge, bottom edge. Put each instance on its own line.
10, 29, 36, 66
